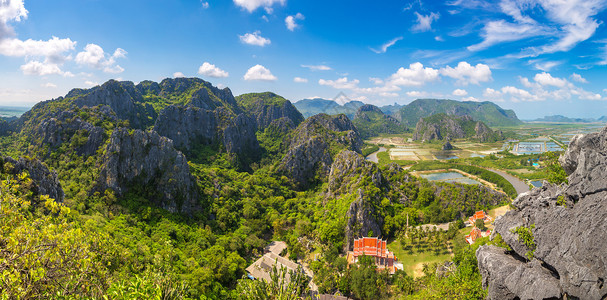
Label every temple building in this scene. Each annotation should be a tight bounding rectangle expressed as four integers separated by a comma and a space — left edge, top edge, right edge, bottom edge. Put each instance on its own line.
465, 227, 491, 244
468, 210, 492, 225
346, 237, 401, 273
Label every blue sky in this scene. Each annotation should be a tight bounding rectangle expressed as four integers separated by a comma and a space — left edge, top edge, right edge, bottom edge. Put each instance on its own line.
1, 0, 607, 119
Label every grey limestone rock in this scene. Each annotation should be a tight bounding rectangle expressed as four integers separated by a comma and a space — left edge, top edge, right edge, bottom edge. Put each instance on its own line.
477, 125, 607, 300
97, 128, 201, 214
278, 114, 362, 188
3, 156, 64, 203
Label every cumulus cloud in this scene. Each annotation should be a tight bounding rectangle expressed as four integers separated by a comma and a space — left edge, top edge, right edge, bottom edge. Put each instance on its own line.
463, 96, 480, 102
369, 77, 384, 85
534, 72, 568, 88
244, 64, 277, 81
233, 0, 285, 13
84, 80, 99, 87
570, 73, 588, 83
370, 36, 403, 54
293, 77, 308, 83
406, 90, 429, 98
318, 77, 360, 90
440, 62, 492, 85
198, 62, 229, 78
201, 1, 209, 9
285, 13, 304, 31
42, 82, 56, 88
75, 44, 127, 73
239, 31, 271, 46
173, 72, 185, 78
388, 62, 439, 86
412, 12, 440, 32
301, 64, 332, 71
453, 89, 468, 96
0, 0, 27, 39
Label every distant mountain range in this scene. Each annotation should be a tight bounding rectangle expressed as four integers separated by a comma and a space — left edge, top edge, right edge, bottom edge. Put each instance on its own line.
294, 98, 522, 127
529, 115, 607, 123
293, 98, 365, 119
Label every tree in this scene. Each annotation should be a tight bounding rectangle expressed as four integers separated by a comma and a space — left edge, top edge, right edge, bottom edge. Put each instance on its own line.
236, 263, 309, 300
475, 219, 487, 231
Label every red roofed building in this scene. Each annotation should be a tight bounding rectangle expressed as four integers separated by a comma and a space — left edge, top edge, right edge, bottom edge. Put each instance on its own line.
465, 227, 491, 244
468, 210, 492, 225
347, 237, 399, 273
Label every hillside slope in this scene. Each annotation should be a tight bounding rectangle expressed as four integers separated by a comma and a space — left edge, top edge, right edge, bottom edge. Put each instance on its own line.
399, 99, 521, 127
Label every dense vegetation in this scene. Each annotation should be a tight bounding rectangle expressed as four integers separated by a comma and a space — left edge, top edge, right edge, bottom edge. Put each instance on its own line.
399, 99, 522, 127
0, 78, 517, 299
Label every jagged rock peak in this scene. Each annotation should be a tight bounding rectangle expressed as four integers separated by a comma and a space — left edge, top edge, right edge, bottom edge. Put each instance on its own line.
236, 92, 304, 130
278, 114, 363, 188
97, 128, 201, 215
328, 150, 383, 197
477, 125, 607, 300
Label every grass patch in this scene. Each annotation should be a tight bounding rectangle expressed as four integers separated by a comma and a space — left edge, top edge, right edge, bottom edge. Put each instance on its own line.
388, 239, 453, 278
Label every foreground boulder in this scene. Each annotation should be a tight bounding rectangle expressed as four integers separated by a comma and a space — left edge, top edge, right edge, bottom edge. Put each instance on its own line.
477, 126, 607, 299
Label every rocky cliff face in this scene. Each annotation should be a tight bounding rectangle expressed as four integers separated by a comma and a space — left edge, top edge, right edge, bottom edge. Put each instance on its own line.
153, 105, 260, 158
352, 104, 406, 138
477, 126, 607, 300
3, 156, 64, 202
236, 92, 304, 131
413, 113, 502, 142
278, 114, 362, 188
327, 150, 385, 251
35, 108, 110, 157
97, 128, 201, 214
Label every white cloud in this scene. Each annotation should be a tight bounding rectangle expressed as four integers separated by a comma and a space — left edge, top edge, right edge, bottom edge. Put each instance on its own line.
370, 36, 403, 54
84, 81, 99, 87
468, 20, 548, 51
42, 82, 56, 88
318, 77, 360, 90
198, 62, 229, 78
75, 44, 127, 74
293, 77, 308, 83
412, 12, 440, 32
0, 36, 75, 62
244, 64, 277, 81
0, 0, 27, 39
201, 1, 209, 9
532, 60, 561, 71
570, 73, 588, 83
534, 72, 568, 88
388, 62, 440, 86
483, 88, 502, 99
501, 86, 539, 102
463, 96, 480, 102
440, 61, 492, 85
406, 90, 428, 98
369, 77, 384, 85
239, 31, 271, 46
301, 64, 332, 71
537, 0, 605, 54
467, 0, 605, 55
435, 36, 445, 42
173, 72, 185, 78
285, 13, 304, 31
20, 60, 73, 76
453, 88, 468, 96
233, 0, 285, 12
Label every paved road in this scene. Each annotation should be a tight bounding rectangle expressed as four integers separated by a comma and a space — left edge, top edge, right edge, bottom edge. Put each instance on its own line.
365, 147, 387, 163
487, 168, 530, 195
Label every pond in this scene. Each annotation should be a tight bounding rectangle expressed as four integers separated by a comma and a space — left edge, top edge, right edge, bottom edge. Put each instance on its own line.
420, 172, 481, 185
433, 151, 459, 160
530, 180, 544, 188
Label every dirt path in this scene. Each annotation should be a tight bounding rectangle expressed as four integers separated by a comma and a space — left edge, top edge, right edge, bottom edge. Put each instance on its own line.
366, 147, 386, 163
